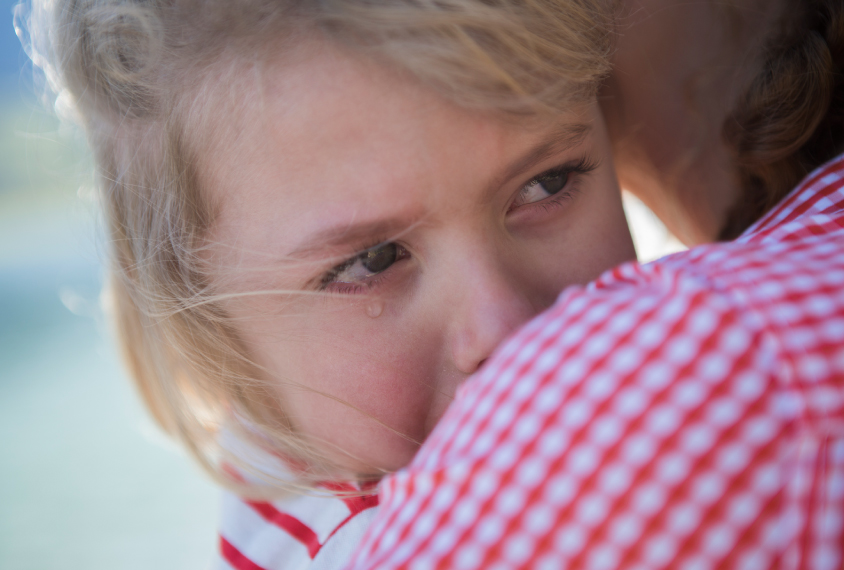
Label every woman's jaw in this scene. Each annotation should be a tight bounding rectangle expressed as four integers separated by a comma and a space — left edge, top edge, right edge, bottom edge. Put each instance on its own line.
601, 0, 789, 245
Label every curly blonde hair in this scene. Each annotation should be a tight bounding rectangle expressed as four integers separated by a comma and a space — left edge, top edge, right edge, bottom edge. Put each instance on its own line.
19, 0, 618, 497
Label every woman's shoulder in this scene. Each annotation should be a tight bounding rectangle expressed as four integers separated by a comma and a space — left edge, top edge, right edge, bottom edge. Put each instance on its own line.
582, 150, 844, 318
458, 152, 844, 420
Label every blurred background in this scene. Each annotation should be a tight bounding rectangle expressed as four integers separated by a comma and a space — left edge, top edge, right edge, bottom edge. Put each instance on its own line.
0, 2, 684, 569
0, 2, 219, 569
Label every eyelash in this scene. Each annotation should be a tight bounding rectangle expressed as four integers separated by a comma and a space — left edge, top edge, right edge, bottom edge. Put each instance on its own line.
324, 278, 386, 295
318, 239, 405, 294
509, 156, 599, 214
318, 155, 599, 295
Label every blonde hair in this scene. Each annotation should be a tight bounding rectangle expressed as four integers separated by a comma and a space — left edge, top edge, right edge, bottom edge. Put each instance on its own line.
19, 0, 617, 497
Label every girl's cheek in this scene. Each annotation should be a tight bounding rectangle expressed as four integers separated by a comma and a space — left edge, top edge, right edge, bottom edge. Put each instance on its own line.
277, 308, 439, 472
275, 298, 438, 421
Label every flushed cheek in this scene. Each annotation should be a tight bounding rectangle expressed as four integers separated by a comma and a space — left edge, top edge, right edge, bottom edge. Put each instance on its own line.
265, 301, 443, 472
284, 374, 426, 473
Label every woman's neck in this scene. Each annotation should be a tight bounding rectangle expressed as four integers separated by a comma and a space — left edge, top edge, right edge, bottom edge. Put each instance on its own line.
601, 0, 788, 245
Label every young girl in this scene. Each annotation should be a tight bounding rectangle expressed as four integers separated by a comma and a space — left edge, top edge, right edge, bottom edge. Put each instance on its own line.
22, 0, 636, 567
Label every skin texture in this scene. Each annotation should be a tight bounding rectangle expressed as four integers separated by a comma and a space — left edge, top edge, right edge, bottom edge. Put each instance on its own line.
201, 44, 636, 477
601, 0, 787, 245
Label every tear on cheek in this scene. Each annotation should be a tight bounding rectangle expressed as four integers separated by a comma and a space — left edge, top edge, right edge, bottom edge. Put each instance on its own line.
366, 300, 384, 318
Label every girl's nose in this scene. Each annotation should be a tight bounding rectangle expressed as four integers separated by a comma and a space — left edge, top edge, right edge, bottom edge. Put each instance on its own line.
449, 259, 537, 375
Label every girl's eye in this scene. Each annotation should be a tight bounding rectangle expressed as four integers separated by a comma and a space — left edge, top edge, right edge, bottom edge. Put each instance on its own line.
509, 157, 598, 213
514, 171, 570, 207
322, 242, 409, 287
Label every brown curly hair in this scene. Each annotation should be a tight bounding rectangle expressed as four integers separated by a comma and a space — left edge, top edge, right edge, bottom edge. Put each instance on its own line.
721, 0, 844, 239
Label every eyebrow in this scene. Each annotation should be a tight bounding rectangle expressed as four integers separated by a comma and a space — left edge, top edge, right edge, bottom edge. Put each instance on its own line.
287, 121, 592, 260
494, 122, 592, 188
287, 218, 419, 260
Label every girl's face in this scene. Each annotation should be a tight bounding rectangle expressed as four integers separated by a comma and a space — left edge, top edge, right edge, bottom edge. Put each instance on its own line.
202, 44, 636, 476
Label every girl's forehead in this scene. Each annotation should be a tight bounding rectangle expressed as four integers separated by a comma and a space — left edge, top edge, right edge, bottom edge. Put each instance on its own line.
198, 42, 598, 247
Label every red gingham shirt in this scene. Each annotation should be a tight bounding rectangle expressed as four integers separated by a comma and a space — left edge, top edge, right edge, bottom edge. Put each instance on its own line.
347, 154, 844, 570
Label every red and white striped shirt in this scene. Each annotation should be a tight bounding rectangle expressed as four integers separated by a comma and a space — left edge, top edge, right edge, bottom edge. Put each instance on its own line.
347, 154, 844, 569
214, 483, 378, 570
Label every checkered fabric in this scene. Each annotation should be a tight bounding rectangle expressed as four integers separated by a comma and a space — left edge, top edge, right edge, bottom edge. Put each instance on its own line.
347, 153, 844, 570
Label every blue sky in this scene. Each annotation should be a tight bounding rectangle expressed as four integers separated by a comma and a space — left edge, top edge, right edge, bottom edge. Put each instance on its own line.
1, 1, 30, 79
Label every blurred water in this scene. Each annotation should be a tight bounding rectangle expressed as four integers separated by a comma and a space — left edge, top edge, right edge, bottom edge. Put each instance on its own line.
0, 82, 218, 569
